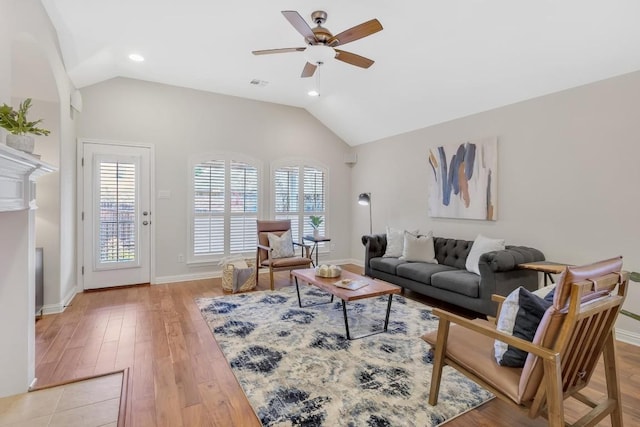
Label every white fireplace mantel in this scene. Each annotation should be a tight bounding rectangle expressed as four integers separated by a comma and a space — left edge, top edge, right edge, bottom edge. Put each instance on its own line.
0, 144, 57, 211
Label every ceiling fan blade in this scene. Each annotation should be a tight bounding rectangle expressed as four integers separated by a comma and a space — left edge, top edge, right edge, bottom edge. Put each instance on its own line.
301, 62, 317, 78
252, 47, 306, 55
328, 19, 383, 46
334, 49, 375, 69
282, 10, 317, 44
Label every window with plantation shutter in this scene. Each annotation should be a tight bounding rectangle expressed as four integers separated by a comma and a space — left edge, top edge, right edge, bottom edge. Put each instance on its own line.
273, 161, 327, 245
189, 154, 261, 263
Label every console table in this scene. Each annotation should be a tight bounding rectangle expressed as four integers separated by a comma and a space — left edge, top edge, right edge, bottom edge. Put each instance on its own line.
518, 261, 570, 286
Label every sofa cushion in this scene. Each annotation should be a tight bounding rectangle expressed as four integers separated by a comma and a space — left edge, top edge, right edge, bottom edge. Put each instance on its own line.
430, 270, 480, 298
396, 262, 456, 285
369, 257, 406, 275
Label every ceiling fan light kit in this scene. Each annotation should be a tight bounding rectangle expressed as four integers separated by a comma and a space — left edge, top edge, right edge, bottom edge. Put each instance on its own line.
304, 45, 336, 65
252, 10, 383, 80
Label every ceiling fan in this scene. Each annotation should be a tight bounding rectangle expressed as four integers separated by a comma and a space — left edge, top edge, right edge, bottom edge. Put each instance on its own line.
252, 10, 383, 78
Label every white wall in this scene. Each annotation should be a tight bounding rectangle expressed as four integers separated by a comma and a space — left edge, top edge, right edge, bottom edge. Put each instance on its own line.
77, 77, 353, 282
0, 0, 76, 397
30, 100, 61, 310
351, 70, 640, 340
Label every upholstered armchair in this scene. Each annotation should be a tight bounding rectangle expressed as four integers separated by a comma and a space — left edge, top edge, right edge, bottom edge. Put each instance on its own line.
422, 257, 628, 427
256, 220, 312, 290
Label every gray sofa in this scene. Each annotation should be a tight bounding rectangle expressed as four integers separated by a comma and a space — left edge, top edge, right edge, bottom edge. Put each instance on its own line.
362, 234, 545, 317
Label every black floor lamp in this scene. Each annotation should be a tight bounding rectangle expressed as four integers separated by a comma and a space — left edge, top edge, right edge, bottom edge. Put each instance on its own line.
358, 192, 372, 234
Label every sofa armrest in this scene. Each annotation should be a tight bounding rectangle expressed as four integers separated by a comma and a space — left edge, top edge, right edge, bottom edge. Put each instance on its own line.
476, 246, 546, 316
479, 246, 545, 273
362, 233, 387, 276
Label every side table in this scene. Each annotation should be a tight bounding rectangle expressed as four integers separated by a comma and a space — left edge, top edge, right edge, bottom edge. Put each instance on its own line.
302, 235, 331, 267
518, 261, 571, 286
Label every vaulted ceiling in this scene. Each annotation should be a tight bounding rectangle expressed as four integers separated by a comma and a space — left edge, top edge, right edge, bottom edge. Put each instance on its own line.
41, 0, 640, 145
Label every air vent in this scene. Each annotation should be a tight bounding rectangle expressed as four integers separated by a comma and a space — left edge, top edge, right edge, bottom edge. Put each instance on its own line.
250, 79, 268, 87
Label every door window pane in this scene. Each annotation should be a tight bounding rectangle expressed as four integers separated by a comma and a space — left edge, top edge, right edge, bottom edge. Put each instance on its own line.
98, 161, 137, 263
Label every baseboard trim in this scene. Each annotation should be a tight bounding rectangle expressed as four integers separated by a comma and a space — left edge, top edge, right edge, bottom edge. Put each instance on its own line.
155, 271, 223, 285
42, 286, 78, 315
154, 259, 362, 285
615, 328, 640, 347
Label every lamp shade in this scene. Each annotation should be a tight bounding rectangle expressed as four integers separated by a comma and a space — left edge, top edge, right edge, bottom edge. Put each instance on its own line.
358, 192, 371, 206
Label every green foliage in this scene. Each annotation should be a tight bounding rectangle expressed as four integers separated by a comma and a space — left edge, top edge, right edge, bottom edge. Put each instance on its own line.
0, 98, 51, 136
309, 215, 323, 229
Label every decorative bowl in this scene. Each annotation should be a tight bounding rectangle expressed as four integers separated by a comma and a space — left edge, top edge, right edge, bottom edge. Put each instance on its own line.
315, 264, 342, 278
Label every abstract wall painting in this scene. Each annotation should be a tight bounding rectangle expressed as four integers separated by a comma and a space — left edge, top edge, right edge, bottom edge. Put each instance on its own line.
427, 136, 497, 220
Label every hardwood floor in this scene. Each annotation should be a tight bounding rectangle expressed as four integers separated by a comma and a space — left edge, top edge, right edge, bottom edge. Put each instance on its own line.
35, 265, 640, 426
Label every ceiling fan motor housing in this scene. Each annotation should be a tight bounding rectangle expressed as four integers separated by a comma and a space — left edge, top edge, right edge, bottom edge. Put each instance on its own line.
310, 11, 332, 44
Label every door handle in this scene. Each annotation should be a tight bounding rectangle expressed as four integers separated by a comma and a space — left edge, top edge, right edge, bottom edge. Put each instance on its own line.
142, 220, 149, 226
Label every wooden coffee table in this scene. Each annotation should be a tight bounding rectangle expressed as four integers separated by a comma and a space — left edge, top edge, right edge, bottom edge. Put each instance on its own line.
291, 268, 401, 340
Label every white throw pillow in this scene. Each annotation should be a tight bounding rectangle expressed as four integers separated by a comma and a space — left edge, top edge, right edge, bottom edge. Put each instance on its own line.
465, 234, 505, 275
383, 226, 404, 257
384, 226, 418, 258
267, 230, 295, 258
401, 231, 438, 263
494, 286, 521, 365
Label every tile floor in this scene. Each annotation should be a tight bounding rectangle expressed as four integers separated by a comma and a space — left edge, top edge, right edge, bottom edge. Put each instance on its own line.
0, 372, 122, 427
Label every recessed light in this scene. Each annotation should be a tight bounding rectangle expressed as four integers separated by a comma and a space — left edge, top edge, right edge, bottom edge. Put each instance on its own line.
128, 53, 145, 62
308, 90, 320, 97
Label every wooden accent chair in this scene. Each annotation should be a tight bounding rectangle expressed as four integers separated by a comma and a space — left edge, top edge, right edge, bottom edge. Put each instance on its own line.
256, 220, 312, 290
422, 257, 628, 427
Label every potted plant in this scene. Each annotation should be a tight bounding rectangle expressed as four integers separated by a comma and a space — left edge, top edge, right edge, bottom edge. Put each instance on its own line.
0, 98, 50, 154
309, 215, 323, 238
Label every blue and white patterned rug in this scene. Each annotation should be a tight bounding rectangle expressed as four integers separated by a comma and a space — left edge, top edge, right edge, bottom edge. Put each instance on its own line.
196, 285, 493, 426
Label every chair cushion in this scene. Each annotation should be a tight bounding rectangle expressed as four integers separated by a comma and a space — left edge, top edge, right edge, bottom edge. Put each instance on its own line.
369, 257, 406, 275
262, 256, 311, 268
268, 229, 294, 258
396, 263, 457, 285
430, 270, 480, 298
551, 256, 623, 309
422, 319, 522, 403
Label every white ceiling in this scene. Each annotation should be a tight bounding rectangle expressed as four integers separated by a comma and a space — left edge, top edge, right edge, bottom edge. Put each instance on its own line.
40, 0, 640, 146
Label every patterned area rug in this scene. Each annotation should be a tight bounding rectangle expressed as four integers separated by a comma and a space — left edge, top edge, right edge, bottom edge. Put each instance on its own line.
196, 285, 493, 426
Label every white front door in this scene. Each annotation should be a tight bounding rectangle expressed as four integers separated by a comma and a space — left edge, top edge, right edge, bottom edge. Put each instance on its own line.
82, 142, 151, 289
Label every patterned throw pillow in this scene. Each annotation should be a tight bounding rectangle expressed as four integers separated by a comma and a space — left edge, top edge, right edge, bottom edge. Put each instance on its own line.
267, 230, 295, 259
494, 287, 552, 367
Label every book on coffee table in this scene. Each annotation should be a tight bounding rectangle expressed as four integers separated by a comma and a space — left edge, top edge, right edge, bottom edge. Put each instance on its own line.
333, 279, 368, 291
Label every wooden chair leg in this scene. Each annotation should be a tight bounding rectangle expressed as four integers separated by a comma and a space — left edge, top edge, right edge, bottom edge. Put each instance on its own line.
543, 355, 564, 427
602, 331, 623, 427
428, 319, 450, 406
269, 268, 275, 291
